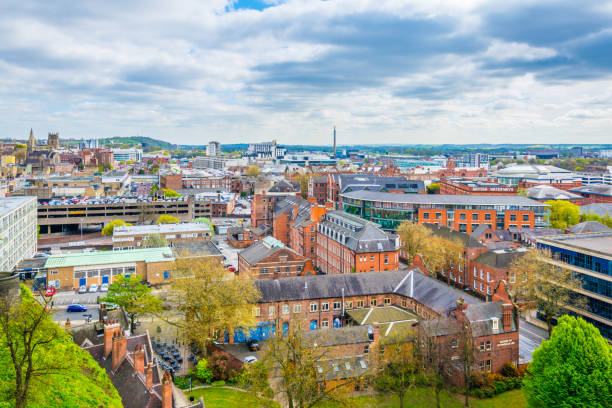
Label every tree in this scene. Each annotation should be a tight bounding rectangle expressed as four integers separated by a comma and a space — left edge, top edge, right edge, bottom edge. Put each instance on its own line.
101, 274, 161, 331
142, 233, 169, 248
195, 217, 215, 236
165, 258, 260, 350
426, 183, 440, 194
255, 326, 355, 408
245, 165, 261, 177
523, 316, 611, 408
397, 221, 432, 263
195, 359, 213, 384
0, 285, 122, 408
101, 219, 132, 236
156, 215, 179, 224
508, 248, 587, 335
546, 200, 580, 229
372, 337, 419, 408
162, 188, 181, 198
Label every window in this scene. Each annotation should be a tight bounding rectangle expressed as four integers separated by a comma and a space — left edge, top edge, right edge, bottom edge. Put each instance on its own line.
370, 255, 374, 261
473, 267, 477, 277
472, 213, 479, 220
460, 213, 466, 220
401, 299, 407, 308
282, 304, 289, 315
436, 212, 442, 219
49, 270, 58, 275
370, 298, 377, 307
523, 214, 529, 221
486, 340, 491, 351
384, 255, 389, 264
269, 306, 275, 316
357, 299, 364, 308
310, 302, 318, 312
480, 269, 484, 279
480, 283, 484, 292
333, 301, 341, 310
364, 345, 369, 354
473, 281, 477, 289
479, 341, 485, 351
485, 213, 491, 221
509, 273, 516, 283
486, 272, 490, 282
321, 319, 329, 328
486, 360, 491, 372
486, 286, 491, 295
253, 307, 261, 317
293, 304, 301, 313
297, 265, 303, 272
510, 214, 516, 221
423, 212, 430, 219
321, 302, 329, 311
345, 300, 353, 309
384, 297, 391, 305
261, 268, 268, 274
451, 338, 458, 348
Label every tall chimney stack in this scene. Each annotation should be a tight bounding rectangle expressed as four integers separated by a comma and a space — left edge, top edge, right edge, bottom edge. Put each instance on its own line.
333, 126, 337, 158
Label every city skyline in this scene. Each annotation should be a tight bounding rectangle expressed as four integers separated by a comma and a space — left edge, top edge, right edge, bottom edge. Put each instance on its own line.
1, 0, 612, 144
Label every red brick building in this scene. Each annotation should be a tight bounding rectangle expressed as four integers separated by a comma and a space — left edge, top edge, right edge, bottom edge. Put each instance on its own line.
308, 176, 329, 205
251, 181, 300, 227
469, 248, 527, 300
439, 178, 517, 196
238, 236, 314, 279
317, 211, 399, 274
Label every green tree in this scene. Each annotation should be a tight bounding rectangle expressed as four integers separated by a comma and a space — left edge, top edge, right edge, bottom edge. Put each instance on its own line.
0, 285, 122, 408
101, 274, 161, 331
523, 316, 611, 408
142, 233, 169, 248
195, 217, 215, 236
195, 359, 214, 384
426, 183, 440, 194
155, 215, 180, 224
546, 200, 580, 229
245, 165, 261, 177
372, 338, 418, 408
101, 219, 132, 236
162, 189, 181, 197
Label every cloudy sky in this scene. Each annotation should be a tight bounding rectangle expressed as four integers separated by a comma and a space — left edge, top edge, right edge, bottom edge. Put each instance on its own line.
1, 0, 612, 145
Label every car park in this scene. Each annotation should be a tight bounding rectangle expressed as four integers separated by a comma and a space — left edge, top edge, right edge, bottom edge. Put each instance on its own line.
78, 285, 87, 294
67, 304, 87, 312
100, 283, 109, 292
88, 284, 98, 293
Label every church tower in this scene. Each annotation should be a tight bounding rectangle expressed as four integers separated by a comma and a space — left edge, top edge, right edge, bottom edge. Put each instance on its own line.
27, 128, 36, 152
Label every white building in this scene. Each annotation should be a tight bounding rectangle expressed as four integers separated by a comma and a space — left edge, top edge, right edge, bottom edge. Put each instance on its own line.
111, 148, 143, 163
206, 141, 222, 157
0, 196, 37, 272
194, 156, 248, 170
246, 141, 286, 159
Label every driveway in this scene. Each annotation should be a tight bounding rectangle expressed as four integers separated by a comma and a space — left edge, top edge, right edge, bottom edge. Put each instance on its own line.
519, 318, 549, 364
212, 237, 240, 268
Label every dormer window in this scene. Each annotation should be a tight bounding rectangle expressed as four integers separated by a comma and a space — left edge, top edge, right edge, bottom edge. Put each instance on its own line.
491, 317, 499, 332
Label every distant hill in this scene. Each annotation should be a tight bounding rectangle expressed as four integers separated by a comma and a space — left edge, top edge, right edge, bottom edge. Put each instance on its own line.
98, 136, 177, 151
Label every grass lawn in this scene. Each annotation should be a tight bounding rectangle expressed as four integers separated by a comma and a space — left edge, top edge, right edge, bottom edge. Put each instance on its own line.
471, 389, 526, 408
185, 387, 279, 408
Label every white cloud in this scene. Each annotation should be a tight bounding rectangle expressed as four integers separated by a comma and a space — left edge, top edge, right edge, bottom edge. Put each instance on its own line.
484, 40, 558, 62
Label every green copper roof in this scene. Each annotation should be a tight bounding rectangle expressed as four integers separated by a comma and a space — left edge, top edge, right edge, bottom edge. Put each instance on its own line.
44, 247, 174, 268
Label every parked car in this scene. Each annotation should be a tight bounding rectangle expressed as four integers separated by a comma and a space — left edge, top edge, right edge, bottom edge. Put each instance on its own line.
78, 285, 87, 294
100, 283, 109, 292
44, 287, 56, 297
244, 356, 258, 364
88, 284, 98, 293
228, 266, 236, 272
247, 339, 260, 351
67, 304, 87, 312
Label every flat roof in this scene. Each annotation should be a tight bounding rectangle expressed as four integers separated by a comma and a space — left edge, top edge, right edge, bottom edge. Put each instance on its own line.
44, 247, 174, 268
0, 196, 35, 217
539, 233, 612, 259
340, 190, 548, 207
113, 223, 210, 236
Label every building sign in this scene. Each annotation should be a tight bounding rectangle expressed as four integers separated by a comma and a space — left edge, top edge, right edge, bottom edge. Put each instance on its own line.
498, 339, 515, 347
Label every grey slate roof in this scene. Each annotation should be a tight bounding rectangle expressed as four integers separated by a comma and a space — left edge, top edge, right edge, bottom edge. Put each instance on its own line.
474, 248, 528, 269
238, 239, 302, 265
423, 224, 485, 248
341, 190, 548, 207
464, 301, 517, 336
527, 185, 583, 200
470, 224, 491, 239
254, 269, 481, 315
319, 211, 398, 253
302, 325, 371, 348
569, 183, 612, 197
334, 175, 424, 194
580, 203, 612, 218
568, 221, 612, 234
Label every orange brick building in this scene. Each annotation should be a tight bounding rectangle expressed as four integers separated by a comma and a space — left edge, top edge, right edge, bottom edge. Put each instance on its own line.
439, 178, 517, 195
237, 236, 314, 279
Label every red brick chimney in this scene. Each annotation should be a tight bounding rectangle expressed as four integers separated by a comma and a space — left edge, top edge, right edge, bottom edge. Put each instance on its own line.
410, 254, 429, 276
133, 344, 145, 375
145, 363, 153, 390
104, 319, 121, 359
162, 371, 173, 408
111, 331, 128, 372
456, 297, 468, 313
502, 303, 513, 332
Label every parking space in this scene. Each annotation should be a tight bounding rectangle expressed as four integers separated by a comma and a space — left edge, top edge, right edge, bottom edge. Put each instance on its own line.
52, 304, 100, 325
212, 237, 240, 268
50, 291, 104, 306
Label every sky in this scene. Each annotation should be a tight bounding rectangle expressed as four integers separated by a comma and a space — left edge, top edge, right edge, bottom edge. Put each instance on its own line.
1, 0, 612, 145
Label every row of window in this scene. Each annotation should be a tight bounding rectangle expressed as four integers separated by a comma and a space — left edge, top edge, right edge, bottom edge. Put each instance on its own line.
254, 297, 396, 316
473, 281, 492, 295
473, 267, 492, 282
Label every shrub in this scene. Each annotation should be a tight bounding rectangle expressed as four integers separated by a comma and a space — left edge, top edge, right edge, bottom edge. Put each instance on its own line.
196, 359, 214, 384
501, 362, 519, 378
173, 376, 189, 389
211, 380, 226, 387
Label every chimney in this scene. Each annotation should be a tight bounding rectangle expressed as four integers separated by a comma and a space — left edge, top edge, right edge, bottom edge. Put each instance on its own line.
112, 331, 128, 372
293, 203, 298, 218
456, 297, 467, 313
162, 371, 173, 408
368, 325, 379, 344
217, 193, 221, 203
133, 344, 145, 375
104, 319, 121, 359
145, 363, 153, 390
99, 303, 106, 322
502, 303, 513, 332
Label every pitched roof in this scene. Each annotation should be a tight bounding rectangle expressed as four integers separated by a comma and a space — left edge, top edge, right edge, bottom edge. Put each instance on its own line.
302, 325, 372, 348
569, 183, 612, 197
423, 224, 485, 248
346, 306, 418, 325
464, 301, 517, 336
580, 203, 612, 218
319, 211, 398, 253
474, 248, 528, 269
238, 237, 303, 265
44, 247, 175, 268
568, 221, 612, 234
527, 185, 583, 200
254, 269, 480, 315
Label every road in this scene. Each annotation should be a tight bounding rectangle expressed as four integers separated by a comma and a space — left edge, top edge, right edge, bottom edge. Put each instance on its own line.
47, 290, 103, 326
518, 318, 549, 364
213, 236, 240, 268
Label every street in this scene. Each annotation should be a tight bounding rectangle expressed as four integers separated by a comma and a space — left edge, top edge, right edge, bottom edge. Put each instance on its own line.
518, 318, 549, 364
212, 236, 240, 268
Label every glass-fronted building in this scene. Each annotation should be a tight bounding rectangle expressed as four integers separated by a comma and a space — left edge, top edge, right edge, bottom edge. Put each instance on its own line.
537, 233, 612, 340
340, 190, 549, 233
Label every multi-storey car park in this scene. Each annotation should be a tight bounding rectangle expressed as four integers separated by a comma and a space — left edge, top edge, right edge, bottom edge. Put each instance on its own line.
340, 190, 550, 233
0, 196, 37, 272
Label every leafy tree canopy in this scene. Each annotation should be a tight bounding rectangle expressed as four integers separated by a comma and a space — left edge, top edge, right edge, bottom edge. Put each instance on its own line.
162, 189, 181, 197
101, 219, 132, 236
545, 200, 580, 229
156, 215, 179, 224
101, 274, 161, 331
523, 316, 611, 408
